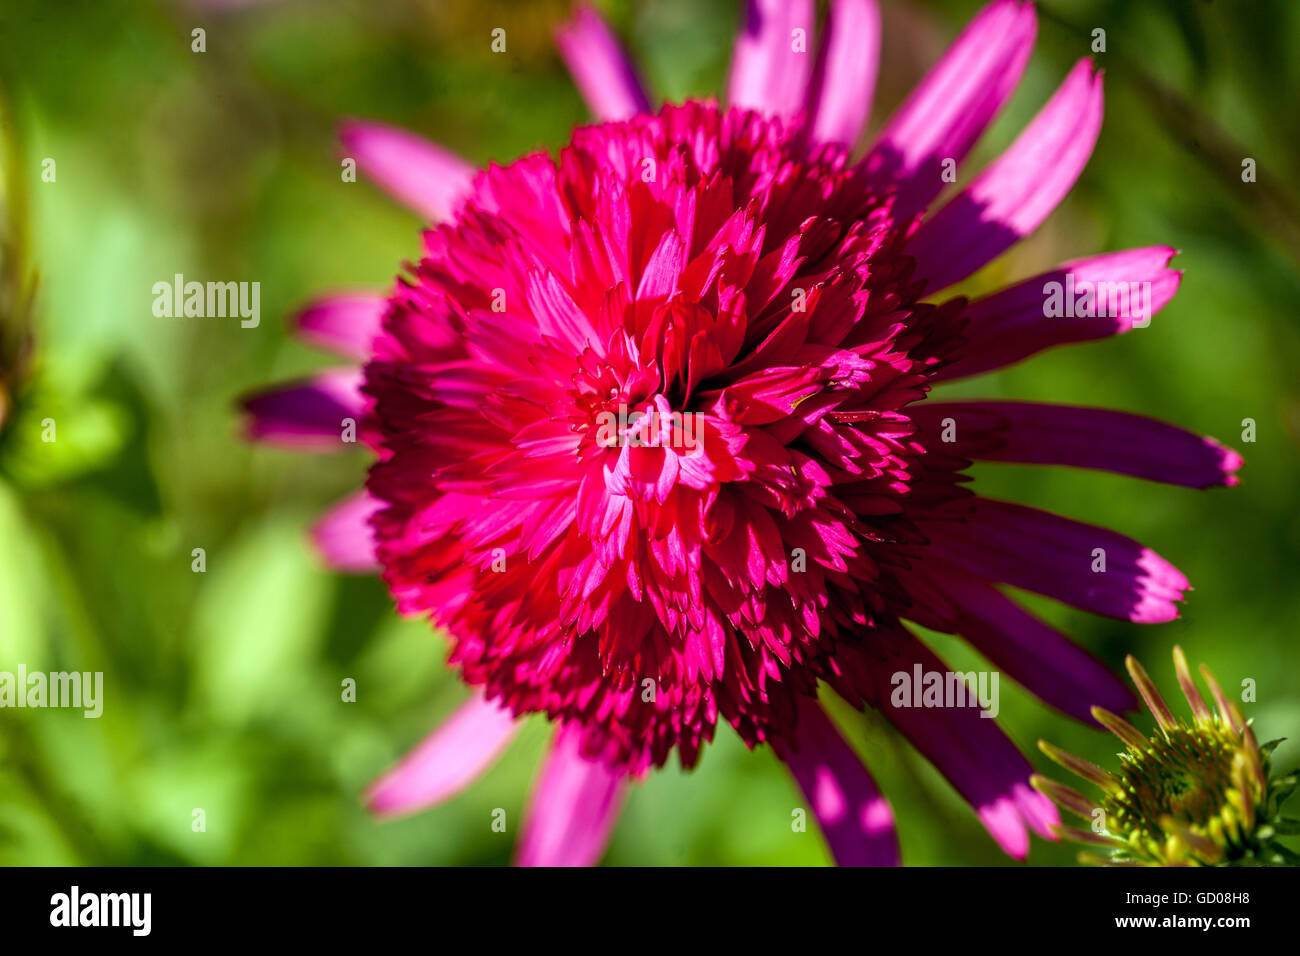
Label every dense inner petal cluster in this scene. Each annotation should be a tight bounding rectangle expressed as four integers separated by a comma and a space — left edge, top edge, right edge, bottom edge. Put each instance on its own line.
364, 100, 974, 772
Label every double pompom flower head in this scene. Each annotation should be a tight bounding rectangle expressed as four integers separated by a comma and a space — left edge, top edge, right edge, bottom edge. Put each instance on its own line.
242, 0, 1247, 865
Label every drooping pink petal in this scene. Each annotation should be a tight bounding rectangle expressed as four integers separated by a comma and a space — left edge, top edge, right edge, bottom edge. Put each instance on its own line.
914, 401, 1242, 488
555, 3, 652, 122
338, 120, 476, 222
727, 0, 816, 120
366, 693, 519, 818
907, 58, 1104, 292
294, 292, 387, 360
932, 247, 1183, 381
828, 630, 1058, 858
862, 0, 1036, 218
806, 0, 880, 147
773, 696, 899, 866
311, 491, 382, 572
900, 558, 1137, 723
515, 723, 627, 867
240, 368, 365, 449
919, 498, 1190, 623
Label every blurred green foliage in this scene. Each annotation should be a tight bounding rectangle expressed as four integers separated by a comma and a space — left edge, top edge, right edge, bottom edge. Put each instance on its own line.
0, 0, 1296, 865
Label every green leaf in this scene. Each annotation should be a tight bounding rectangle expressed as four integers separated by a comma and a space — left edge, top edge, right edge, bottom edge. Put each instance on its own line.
189, 517, 330, 727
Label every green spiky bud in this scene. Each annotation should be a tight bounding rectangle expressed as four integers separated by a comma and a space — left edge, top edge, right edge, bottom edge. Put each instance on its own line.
1037, 647, 1298, 866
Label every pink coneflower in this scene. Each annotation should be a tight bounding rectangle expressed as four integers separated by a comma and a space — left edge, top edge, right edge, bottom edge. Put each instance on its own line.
242, 0, 1242, 866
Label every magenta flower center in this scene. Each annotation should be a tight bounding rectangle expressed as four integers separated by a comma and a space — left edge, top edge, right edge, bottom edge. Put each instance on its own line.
366, 100, 970, 772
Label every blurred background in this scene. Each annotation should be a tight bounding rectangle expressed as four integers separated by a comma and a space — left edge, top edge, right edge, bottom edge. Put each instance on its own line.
0, 0, 1296, 865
